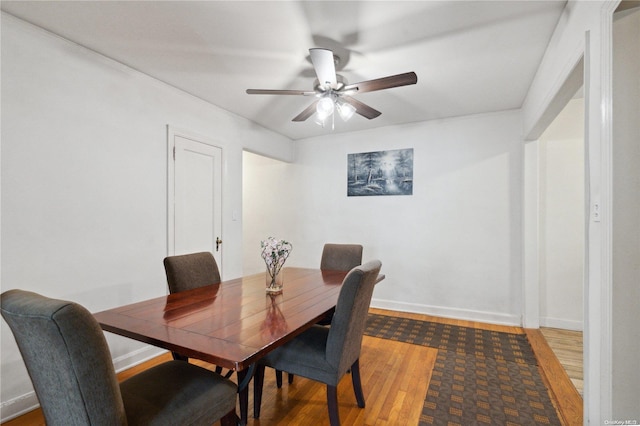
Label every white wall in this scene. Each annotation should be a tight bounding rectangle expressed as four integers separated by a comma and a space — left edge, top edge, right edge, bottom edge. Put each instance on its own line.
538, 97, 584, 330
0, 14, 292, 421
612, 7, 640, 419
244, 111, 525, 325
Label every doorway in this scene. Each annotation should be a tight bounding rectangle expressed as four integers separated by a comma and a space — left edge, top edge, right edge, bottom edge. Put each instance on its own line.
242, 150, 291, 275
537, 95, 585, 395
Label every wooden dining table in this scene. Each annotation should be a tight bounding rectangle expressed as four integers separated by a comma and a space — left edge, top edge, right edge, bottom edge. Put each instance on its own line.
94, 267, 383, 425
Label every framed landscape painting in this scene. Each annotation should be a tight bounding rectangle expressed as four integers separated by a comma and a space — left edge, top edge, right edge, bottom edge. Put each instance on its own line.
347, 148, 413, 196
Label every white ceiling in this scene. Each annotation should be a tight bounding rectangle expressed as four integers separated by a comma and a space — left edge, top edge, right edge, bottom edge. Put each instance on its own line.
1, 1, 566, 141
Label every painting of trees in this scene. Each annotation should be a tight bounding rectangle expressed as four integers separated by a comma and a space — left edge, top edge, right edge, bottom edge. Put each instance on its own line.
347, 148, 413, 196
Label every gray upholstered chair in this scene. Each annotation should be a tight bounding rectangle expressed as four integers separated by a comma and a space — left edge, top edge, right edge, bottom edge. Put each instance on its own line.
253, 260, 382, 426
163, 251, 221, 363
163, 251, 221, 294
1, 289, 238, 426
320, 243, 364, 272
318, 243, 363, 326
275, 243, 364, 388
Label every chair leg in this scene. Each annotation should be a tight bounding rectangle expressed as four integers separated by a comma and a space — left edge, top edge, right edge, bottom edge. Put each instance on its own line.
220, 408, 238, 426
351, 359, 365, 408
276, 370, 294, 388
253, 364, 266, 419
171, 351, 188, 362
327, 385, 340, 426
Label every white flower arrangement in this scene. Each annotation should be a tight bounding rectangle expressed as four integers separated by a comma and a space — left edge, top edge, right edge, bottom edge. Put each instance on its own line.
261, 237, 293, 289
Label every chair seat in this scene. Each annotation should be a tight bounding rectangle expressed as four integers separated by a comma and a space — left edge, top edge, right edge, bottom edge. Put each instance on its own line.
261, 326, 340, 386
121, 360, 237, 426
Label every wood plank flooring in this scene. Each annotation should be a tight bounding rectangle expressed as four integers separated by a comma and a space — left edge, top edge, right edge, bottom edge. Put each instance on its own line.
540, 327, 583, 395
2, 308, 583, 426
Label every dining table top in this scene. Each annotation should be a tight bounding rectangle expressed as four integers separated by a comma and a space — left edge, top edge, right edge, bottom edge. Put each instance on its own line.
94, 267, 382, 372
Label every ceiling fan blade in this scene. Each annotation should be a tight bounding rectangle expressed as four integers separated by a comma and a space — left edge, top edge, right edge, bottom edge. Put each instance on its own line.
309, 48, 337, 90
246, 89, 316, 96
343, 72, 417, 94
341, 96, 381, 120
292, 100, 319, 122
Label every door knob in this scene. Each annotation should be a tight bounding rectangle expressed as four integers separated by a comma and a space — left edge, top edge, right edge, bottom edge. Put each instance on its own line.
216, 237, 222, 252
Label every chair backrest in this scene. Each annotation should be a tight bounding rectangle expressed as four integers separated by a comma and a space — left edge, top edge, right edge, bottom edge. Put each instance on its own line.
320, 243, 363, 272
1, 290, 126, 425
163, 251, 221, 293
325, 260, 381, 374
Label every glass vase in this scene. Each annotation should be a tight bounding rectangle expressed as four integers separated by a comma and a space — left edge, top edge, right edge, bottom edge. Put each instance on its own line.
266, 269, 283, 294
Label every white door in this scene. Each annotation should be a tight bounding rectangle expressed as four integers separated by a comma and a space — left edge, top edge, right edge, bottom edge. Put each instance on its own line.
168, 127, 223, 272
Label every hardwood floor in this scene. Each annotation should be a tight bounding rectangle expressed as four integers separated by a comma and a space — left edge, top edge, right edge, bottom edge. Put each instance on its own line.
540, 327, 584, 395
2, 308, 583, 426
525, 328, 583, 426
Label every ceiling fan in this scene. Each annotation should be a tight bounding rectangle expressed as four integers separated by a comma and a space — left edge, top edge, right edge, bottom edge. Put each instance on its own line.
246, 48, 418, 125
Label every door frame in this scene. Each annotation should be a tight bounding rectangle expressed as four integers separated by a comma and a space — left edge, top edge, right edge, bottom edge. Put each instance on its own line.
522, 1, 619, 421
166, 125, 224, 260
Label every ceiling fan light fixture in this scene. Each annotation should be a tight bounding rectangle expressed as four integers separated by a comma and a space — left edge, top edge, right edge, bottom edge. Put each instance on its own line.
316, 96, 335, 120
336, 98, 356, 121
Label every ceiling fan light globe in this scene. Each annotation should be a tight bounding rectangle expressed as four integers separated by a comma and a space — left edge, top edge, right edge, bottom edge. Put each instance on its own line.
337, 100, 356, 121
316, 97, 335, 119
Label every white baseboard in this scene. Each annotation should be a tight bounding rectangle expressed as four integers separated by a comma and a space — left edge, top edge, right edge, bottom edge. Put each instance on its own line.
371, 298, 522, 327
0, 345, 166, 423
540, 316, 583, 331
0, 392, 40, 423
111, 345, 167, 373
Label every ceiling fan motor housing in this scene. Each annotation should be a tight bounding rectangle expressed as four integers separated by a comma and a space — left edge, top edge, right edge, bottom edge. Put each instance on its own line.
314, 75, 347, 94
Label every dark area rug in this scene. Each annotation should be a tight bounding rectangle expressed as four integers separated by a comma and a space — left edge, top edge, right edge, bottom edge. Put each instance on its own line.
364, 314, 561, 426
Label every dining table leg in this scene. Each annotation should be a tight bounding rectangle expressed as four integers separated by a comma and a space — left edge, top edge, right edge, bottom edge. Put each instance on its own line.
236, 364, 256, 425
